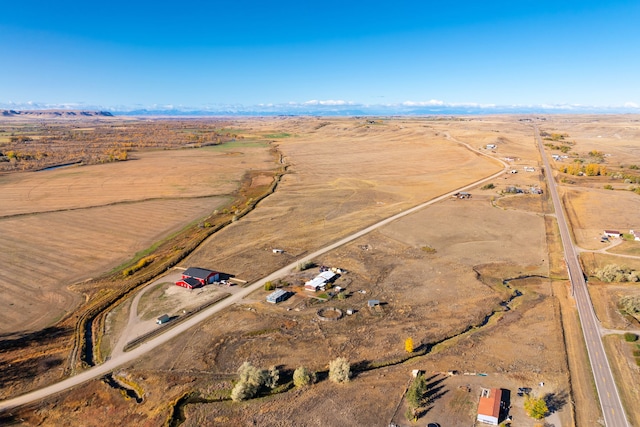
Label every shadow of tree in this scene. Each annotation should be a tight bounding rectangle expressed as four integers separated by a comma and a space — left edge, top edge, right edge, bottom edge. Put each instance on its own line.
413, 374, 449, 421
0, 355, 63, 387
544, 389, 569, 414
0, 326, 71, 353
0, 413, 22, 426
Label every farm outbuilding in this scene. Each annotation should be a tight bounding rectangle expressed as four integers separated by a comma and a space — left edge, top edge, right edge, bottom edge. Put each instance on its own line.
175, 277, 202, 290
477, 388, 502, 425
604, 230, 622, 238
181, 267, 219, 285
176, 267, 219, 289
266, 289, 290, 304
304, 270, 339, 292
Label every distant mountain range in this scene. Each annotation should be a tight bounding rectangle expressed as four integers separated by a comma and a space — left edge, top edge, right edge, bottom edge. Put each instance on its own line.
1, 110, 114, 118
1, 103, 639, 118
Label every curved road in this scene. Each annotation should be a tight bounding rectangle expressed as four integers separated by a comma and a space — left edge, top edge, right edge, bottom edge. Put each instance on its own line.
0, 141, 507, 413
535, 125, 630, 427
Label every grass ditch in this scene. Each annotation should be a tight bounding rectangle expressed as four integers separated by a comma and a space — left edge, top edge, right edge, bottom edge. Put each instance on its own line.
602, 334, 640, 426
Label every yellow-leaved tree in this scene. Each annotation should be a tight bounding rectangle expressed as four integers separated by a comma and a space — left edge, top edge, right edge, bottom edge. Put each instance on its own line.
405, 337, 414, 353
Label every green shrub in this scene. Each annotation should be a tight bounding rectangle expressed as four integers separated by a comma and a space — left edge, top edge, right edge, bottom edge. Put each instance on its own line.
595, 265, 640, 283
481, 183, 495, 190
296, 260, 315, 271
329, 357, 351, 383
624, 332, 638, 342
293, 366, 316, 387
264, 281, 275, 291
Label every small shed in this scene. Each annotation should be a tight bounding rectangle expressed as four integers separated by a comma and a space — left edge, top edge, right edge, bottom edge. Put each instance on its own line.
156, 314, 170, 325
266, 289, 289, 304
368, 300, 380, 308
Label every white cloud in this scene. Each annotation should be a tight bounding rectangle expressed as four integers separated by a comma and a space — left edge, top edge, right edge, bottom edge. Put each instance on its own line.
624, 101, 639, 109
302, 100, 353, 106
401, 99, 445, 107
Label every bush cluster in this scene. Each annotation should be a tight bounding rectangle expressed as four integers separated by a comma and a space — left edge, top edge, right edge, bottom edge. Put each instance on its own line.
122, 256, 154, 277
230, 362, 279, 402
595, 265, 640, 283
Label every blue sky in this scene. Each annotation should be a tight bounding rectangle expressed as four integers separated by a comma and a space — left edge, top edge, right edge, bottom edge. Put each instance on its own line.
1, 0, 639, 113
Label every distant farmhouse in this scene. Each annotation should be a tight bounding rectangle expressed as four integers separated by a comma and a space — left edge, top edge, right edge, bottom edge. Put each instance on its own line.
604, 230, 622, 238
304, 270, 338, 292
176, 267, 220, 289
630, 230, 640, 241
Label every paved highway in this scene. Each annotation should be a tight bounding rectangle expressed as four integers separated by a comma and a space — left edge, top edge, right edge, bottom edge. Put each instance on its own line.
0, 143, 507, 413
534, 125, 630, 427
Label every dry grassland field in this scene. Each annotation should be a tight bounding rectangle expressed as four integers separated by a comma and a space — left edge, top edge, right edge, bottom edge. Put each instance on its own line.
3, 115, 640, 427
0, 140, 275, 334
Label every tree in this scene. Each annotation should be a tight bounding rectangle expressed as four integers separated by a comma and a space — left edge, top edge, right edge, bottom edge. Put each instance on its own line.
405, 337, 414, 353
264, 281, 275, 291
406, 373, 427, 409
231, 362, 267, 401
329, 357, 351, 383
524, 394, 548, 420
265, 365, 279, 389
293, 366, 316, 387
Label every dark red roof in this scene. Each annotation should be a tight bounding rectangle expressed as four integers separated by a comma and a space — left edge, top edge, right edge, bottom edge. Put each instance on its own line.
183, 267, 216, 279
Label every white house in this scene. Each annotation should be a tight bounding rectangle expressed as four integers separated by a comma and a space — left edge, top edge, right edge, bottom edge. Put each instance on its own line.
631, 230, 640, 241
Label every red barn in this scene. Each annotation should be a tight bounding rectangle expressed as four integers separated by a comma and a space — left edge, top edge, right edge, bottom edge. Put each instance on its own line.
176, 267, 219, 289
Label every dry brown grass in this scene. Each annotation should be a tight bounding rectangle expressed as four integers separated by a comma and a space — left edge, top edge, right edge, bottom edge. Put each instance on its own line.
9, 115, 640, 426
0, 142, 274, 335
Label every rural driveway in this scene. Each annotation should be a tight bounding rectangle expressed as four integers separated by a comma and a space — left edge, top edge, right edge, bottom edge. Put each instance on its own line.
535, 125, 630, 427
0, 142, 508, 413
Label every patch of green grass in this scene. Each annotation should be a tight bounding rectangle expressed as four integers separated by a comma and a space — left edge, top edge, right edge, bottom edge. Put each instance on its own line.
200, 140, 267, 150
264, 132, 292, 138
